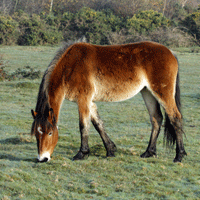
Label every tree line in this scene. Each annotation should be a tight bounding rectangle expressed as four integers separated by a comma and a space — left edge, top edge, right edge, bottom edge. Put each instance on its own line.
0, 0, 199, 46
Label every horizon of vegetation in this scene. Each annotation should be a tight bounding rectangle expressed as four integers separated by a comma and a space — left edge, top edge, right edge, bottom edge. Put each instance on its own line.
0, 0, 199, 47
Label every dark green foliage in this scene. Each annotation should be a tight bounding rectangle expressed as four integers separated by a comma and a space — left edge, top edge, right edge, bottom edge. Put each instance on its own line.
0, 6, 199, 46
180, 11, 200, 44
127, 10, 169, 35
60, 7, 124, 44
0, 15, 19, 45
15, 12, 62, 45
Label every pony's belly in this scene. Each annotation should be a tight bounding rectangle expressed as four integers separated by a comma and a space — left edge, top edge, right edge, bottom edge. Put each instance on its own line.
94, 81, 146, 102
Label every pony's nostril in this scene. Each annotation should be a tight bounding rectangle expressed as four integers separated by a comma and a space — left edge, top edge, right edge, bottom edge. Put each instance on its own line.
38, 157, 49, 163
42, 157, 49, 162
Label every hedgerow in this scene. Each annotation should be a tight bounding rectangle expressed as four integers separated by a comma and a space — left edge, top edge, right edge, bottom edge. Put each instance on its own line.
15, 12, 62, 45
127, 10, 169, 34
0, 15, 19, 45
0, 8, 199, 46
180, 12, 200, 43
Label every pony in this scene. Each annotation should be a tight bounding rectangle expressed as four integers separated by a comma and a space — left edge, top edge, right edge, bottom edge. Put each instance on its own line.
31, 40, 187, 163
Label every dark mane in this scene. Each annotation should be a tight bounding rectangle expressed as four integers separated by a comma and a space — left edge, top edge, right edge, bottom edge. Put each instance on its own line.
35, 39, 84, 116
35, 74, 50, 116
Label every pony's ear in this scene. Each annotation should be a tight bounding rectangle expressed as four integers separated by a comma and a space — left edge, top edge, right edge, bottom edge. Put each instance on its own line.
31, 110, 37, 119
49, 108, 56, 125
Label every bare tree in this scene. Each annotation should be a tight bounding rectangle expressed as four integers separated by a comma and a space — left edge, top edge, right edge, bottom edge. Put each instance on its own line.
181, 0, 189, 8
49, 0, 53, 13
14, 0, 18, 12
0, 0, 14, 14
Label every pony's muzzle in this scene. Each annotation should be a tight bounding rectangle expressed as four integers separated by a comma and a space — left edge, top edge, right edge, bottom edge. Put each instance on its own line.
37, 152, 51, 162
37, 157, 49, 163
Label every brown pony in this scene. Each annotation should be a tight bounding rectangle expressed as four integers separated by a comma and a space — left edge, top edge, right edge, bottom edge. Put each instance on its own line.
31, 40, 187, 163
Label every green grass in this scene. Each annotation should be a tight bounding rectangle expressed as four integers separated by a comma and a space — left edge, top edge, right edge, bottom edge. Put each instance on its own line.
0, 46, 200, 199
0, 46, 59, 73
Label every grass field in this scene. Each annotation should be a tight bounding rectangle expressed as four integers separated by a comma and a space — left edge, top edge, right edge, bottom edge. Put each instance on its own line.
0, 45, 200, 199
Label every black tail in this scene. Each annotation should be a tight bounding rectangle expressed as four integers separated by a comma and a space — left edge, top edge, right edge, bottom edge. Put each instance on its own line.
164, 54, 181, 147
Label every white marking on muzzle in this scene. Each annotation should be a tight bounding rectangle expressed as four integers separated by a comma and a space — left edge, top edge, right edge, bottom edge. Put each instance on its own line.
37, 152, 51, 162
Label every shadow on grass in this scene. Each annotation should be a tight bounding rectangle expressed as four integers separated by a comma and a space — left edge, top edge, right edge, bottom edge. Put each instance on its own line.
63, 143, 141, 160
0, 137, 37, 163
56, 143, 107, 160
183, 93, 200, 102
0, 153, 37, 162
0, 136, 34, 145
90, 144, 107, 158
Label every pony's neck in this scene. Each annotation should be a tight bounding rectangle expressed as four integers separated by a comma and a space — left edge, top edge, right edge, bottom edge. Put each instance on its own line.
48, 86, 65, 123
42, 43, 71, 123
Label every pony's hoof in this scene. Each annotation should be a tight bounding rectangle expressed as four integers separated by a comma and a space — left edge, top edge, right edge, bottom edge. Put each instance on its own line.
173, 150, 187, 162
106, 152, 115, 157
140, 150, 156, 158
173, 157, 181, 162
72, 150, 89, 161
106, 144, 117, 157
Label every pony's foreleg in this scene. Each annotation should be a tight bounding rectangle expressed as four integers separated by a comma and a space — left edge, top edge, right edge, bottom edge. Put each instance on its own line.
91, 103, 116, 157
140, 88, 163, 158
73, 101, 91, 160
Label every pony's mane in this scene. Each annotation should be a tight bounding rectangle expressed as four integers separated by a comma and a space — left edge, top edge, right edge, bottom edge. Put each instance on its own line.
35, 37, 86, 116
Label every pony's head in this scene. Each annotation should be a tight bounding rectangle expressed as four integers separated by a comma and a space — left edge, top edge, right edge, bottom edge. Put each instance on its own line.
31, 108, 58, 162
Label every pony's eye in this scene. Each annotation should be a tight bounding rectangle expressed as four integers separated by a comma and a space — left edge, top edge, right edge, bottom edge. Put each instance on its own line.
48, 132, 53, 136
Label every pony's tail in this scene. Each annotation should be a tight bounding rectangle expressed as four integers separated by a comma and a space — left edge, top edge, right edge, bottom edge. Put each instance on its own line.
164, 54, 181, 147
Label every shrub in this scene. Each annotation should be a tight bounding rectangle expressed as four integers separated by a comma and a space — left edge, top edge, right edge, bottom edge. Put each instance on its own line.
0, 54, 10, 81
0, 59, 41, 81
127, 10, 169, 35
0, 15, 19, 45
0, 8, 198, 47
43, 14, 60, 27
16, 12, 62, 45
62, 7, 110, 44
180, 11, 200, 44
60, 7, 124, 44
0, 66, 10, 81
149, 27, 195, 47
10, 66, 41, 79
108, 27, 195, 47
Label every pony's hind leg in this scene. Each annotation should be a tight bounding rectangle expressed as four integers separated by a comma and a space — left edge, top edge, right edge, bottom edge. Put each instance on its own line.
90, 102, 117, 157
164, 104, 187, 162
140, 88, 163, 158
